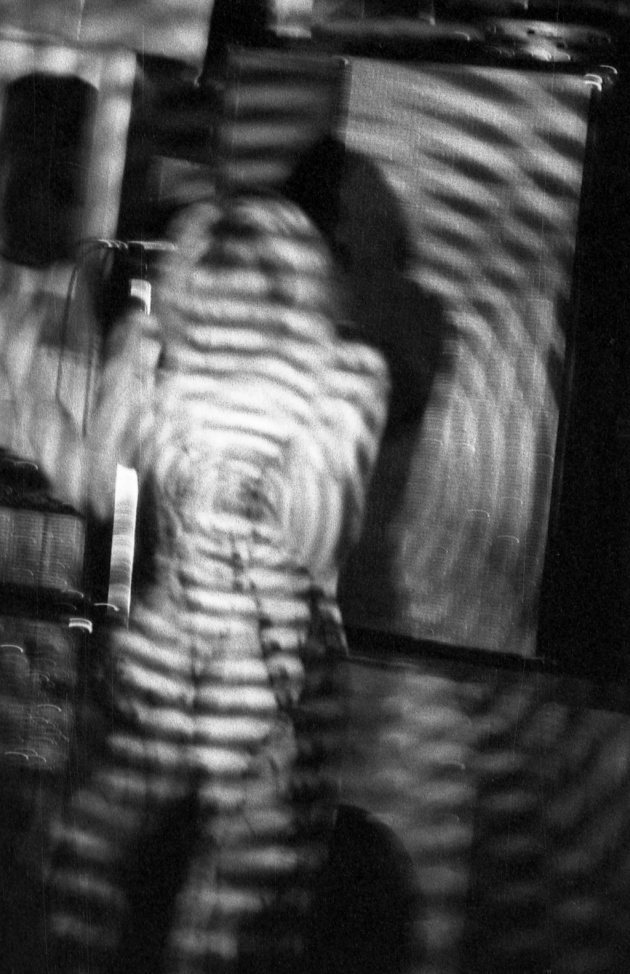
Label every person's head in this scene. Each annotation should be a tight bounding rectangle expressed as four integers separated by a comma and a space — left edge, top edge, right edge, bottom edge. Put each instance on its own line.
153, 191, 352, 371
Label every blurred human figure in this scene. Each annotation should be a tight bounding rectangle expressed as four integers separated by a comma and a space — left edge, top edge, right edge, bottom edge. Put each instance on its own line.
46, 192, 389, 974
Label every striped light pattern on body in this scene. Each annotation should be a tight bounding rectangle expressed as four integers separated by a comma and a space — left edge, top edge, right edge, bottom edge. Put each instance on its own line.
47, 194, 389, 974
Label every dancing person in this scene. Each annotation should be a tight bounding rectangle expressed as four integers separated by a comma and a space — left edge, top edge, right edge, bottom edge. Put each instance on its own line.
46, 192, 389, 974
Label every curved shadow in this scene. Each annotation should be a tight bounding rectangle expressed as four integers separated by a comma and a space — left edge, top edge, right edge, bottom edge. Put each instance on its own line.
305, 803, 421, 974
232, 803, 421, 974
285, 137, 454, 624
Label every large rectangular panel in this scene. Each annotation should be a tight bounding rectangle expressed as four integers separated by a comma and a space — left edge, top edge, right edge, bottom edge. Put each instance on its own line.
337, 60, 592, 656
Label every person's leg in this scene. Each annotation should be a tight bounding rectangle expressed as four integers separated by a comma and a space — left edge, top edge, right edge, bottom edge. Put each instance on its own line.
166, 718, 330, 974
45, 732, 159, 974
165, 583, 345, 974
45, 605, 194, 974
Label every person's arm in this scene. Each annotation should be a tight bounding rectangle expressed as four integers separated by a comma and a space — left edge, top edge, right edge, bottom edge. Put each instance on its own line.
283, 338, 389, 584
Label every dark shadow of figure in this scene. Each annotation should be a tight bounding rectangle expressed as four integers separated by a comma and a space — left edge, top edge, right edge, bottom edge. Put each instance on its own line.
304, 803, 421, 974
231, 803, 420, 974
284, 136, 455, 626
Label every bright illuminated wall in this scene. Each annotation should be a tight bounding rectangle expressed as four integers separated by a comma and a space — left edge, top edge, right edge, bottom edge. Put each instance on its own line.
0, 0, 215, 66
338, 61, 592, 655
0, 38, 136, 507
